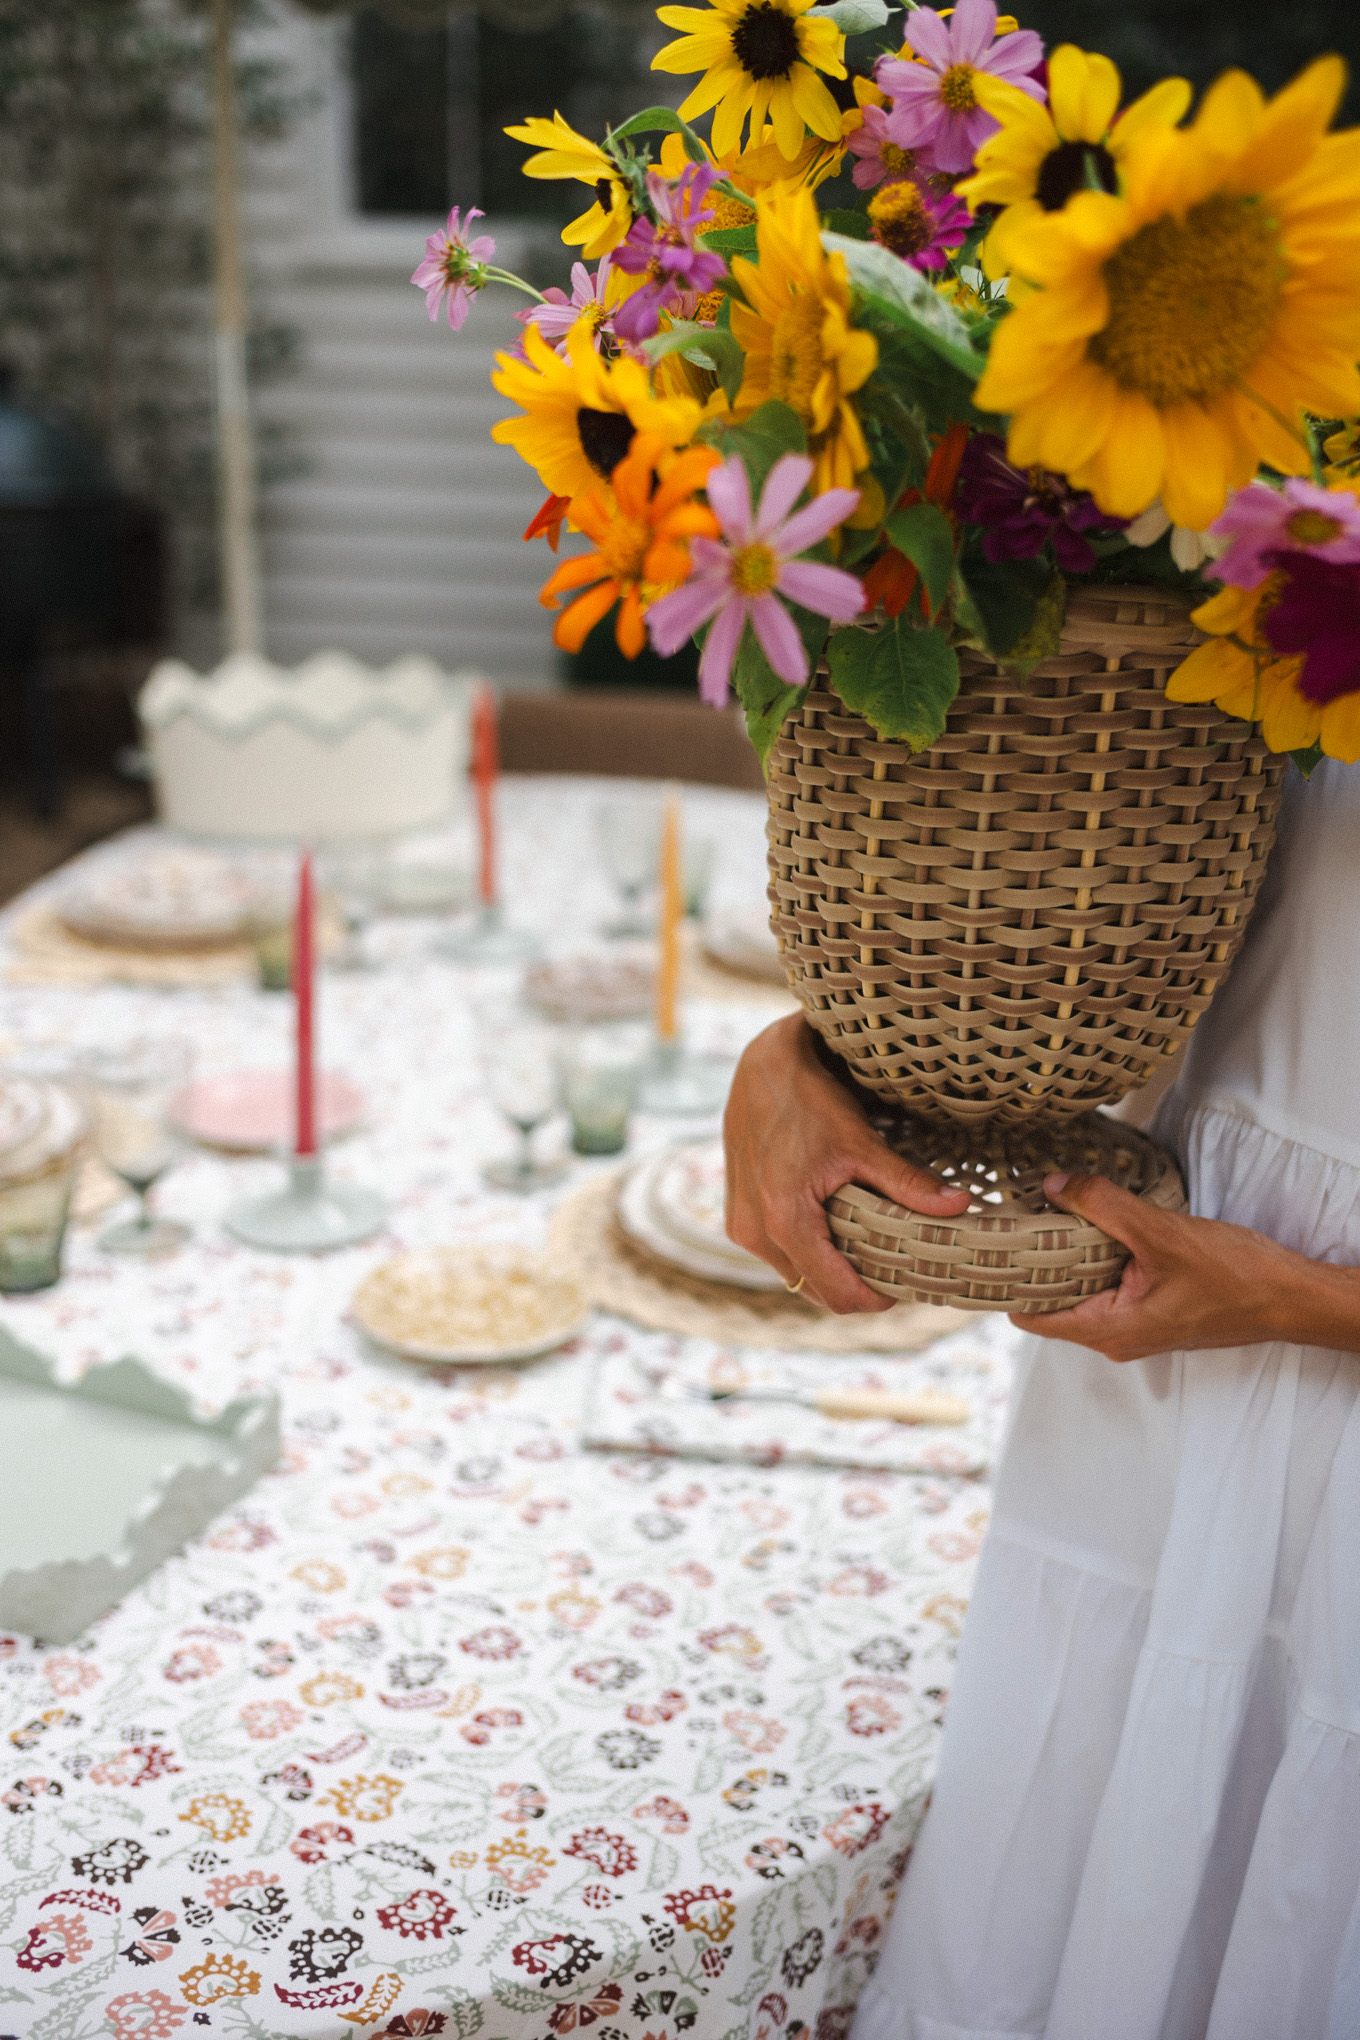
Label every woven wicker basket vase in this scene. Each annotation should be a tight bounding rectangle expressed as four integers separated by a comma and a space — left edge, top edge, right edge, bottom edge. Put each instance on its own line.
766, 586, 1289, 1311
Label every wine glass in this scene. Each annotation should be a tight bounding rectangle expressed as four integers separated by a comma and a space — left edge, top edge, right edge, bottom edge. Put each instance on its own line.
476, 1010, 566, 1192
321, 847, 383, 971
77, 1038, 193, 1255
597, 796, 662, 938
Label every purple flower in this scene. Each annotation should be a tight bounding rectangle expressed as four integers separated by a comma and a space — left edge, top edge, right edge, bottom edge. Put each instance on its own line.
956, 432, 1125, 572
410, 206, 495, 331
875, 0, 1045, 177
613, 164, 726, 345
846, 103, 928, 193
1210, 478, 1360, 589
647, 454, 864, 707
516, 254, 617, 357
867, 180, 972, 273
1261, 553, 1360, 705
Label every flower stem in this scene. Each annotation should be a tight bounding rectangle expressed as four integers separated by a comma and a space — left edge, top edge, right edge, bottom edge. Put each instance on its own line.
485, 268, 547, 303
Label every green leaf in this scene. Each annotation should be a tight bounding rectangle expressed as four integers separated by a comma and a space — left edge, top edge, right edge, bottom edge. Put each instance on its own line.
883, 500, 955, 616
1004, 567, 1066, 671
1290, 739, 1325, 778
610, 104, 711, 166
698, 398, 806, 499
953, 543, 1048, 659
642, 320, 745, 403
827, 615, 960, 748
808, 0, 896, 27
820, 207, 871, 242
730, 599, 830, 769
699, 223, 758, 260
853, 291, 986, 441
823, 235, 983, 377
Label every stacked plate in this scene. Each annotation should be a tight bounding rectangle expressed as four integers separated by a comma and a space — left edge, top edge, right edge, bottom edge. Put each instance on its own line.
59, 850, 251, 951
702, 912, 786, 985
617, 1137, 784, 1291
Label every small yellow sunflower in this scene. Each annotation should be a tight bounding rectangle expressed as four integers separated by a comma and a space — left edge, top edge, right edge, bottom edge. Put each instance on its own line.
974, 57, 1360, 531
503, 113, 633, 259
491, 320, 704, 501
729, 184, 878, 494
1166, 579, 1360, 761
652, 0, 846, 163
958, 48, 1191, 277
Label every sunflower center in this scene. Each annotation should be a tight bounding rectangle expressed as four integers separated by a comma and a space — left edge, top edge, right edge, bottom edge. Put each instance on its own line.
598, 515, 652, 583
768, 292, 826, 423
730, 542, 779, 595
939, 64, 977, 113
880, 142, 918, 178
1088, 194, 1284, 409
1035, 139, 1117, 212
731, 2, 800, 82
708, 193, 757, 232
577, 407, 636, 480
1285, 508, 1343, 545
868, 181, 934, 260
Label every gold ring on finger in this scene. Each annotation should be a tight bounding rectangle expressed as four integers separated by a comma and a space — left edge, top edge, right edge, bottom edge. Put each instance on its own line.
785, 1274, 806, 1294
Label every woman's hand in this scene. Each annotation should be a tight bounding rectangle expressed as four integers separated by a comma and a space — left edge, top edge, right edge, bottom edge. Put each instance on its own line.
1012, 1171, 1360, 1360
723, 1013, 971, 1313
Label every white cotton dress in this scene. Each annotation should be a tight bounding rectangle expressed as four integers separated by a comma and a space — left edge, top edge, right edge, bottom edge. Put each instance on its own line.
850, 755, 1360, 2040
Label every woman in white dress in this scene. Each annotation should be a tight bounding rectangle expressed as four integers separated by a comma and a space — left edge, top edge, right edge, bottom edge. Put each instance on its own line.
723, 755, 1360, 2039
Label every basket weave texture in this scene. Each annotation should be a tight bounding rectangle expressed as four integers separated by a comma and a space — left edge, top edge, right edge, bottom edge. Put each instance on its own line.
768, 588, 1287, 1125
828, 1112, 1186, 1314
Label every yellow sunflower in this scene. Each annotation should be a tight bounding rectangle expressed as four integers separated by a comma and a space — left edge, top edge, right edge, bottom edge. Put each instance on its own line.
728, 184, 878, 494
503, 113, 633, 259
652, 0, 846, 163
491, 320, 704, 501
958, 48, 1191, 277
973, 57, 1360, 531
1166, 579, 1360, 762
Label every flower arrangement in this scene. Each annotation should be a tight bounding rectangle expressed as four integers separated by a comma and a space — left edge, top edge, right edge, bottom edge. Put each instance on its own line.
414, 0, 1360, 769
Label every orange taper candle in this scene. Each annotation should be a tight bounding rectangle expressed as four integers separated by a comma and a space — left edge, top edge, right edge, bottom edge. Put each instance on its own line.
293, 850, 317, 1157
655, 795, 682, 1043
472, 683, 498, 908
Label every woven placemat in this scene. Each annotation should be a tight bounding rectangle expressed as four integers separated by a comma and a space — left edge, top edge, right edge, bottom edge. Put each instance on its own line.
548, 1170, 970, 1352
5, 906, 254, 989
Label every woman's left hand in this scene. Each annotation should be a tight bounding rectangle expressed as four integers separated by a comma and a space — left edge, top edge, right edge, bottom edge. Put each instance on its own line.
1010, 1171, 1360, 1360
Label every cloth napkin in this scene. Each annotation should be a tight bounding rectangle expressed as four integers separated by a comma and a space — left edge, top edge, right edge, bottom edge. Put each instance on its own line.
580, 1312, 1019, 1476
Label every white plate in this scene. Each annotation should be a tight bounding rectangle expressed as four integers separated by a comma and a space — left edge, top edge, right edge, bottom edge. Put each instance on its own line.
648, 1137, 755, 1262
60, 851, 251, 950
702, 915, 786, 984
351, 1247, 589, 1364
617, 1153, 785, 1292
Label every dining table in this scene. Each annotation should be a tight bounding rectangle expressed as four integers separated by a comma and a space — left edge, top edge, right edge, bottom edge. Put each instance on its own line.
0, 776, 1014, 2040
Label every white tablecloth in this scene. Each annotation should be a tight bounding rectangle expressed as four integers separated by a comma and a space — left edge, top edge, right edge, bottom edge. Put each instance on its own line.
0, 779, 1011, 2040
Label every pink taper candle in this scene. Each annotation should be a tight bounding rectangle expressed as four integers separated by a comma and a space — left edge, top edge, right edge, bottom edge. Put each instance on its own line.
472, 683, 498, 909
294, 851, 317, 1157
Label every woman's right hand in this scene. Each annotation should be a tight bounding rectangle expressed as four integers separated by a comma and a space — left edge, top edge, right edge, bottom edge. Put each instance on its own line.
723, 1013, 972, 1313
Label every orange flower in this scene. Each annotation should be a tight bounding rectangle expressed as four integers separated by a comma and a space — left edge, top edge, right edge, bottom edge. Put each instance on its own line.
524, 492, 570, 551
862, 421, 968, 619
539, 436, 720, 658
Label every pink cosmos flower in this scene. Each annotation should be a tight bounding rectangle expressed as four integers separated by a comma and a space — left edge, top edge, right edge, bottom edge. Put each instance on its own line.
410, 206, 495, 331
647, 453, 864, 707
869, 179, 973, 272
613, 163, 726, 345
1209, 477, 1360, 588
875, 0, 1045, 177
516, 254, 617, 357
846, 102, 929, 193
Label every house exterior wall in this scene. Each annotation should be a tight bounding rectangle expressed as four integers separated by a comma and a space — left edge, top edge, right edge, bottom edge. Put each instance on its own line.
243, 4, 560, 684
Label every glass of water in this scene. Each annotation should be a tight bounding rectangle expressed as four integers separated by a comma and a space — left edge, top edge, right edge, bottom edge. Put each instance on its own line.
597, 796, 662, 938
77, 1038, 194, 1255
477, 1011, 566, 1192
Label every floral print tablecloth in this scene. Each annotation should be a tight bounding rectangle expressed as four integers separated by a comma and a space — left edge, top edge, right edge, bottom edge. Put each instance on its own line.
0, 782, 1015, 2040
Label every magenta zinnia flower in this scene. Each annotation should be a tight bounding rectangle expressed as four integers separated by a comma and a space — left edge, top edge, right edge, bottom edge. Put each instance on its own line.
875, 0, 1045, 177
1210, 477, 1360, 589
955, 432, 1125, 571
647, 454, 865, 708
613, 164, 726, 345
517, 254, 617, 357
411, 206, 495, 331
846, 102, 929, 193
1261, 554, 1360, 705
